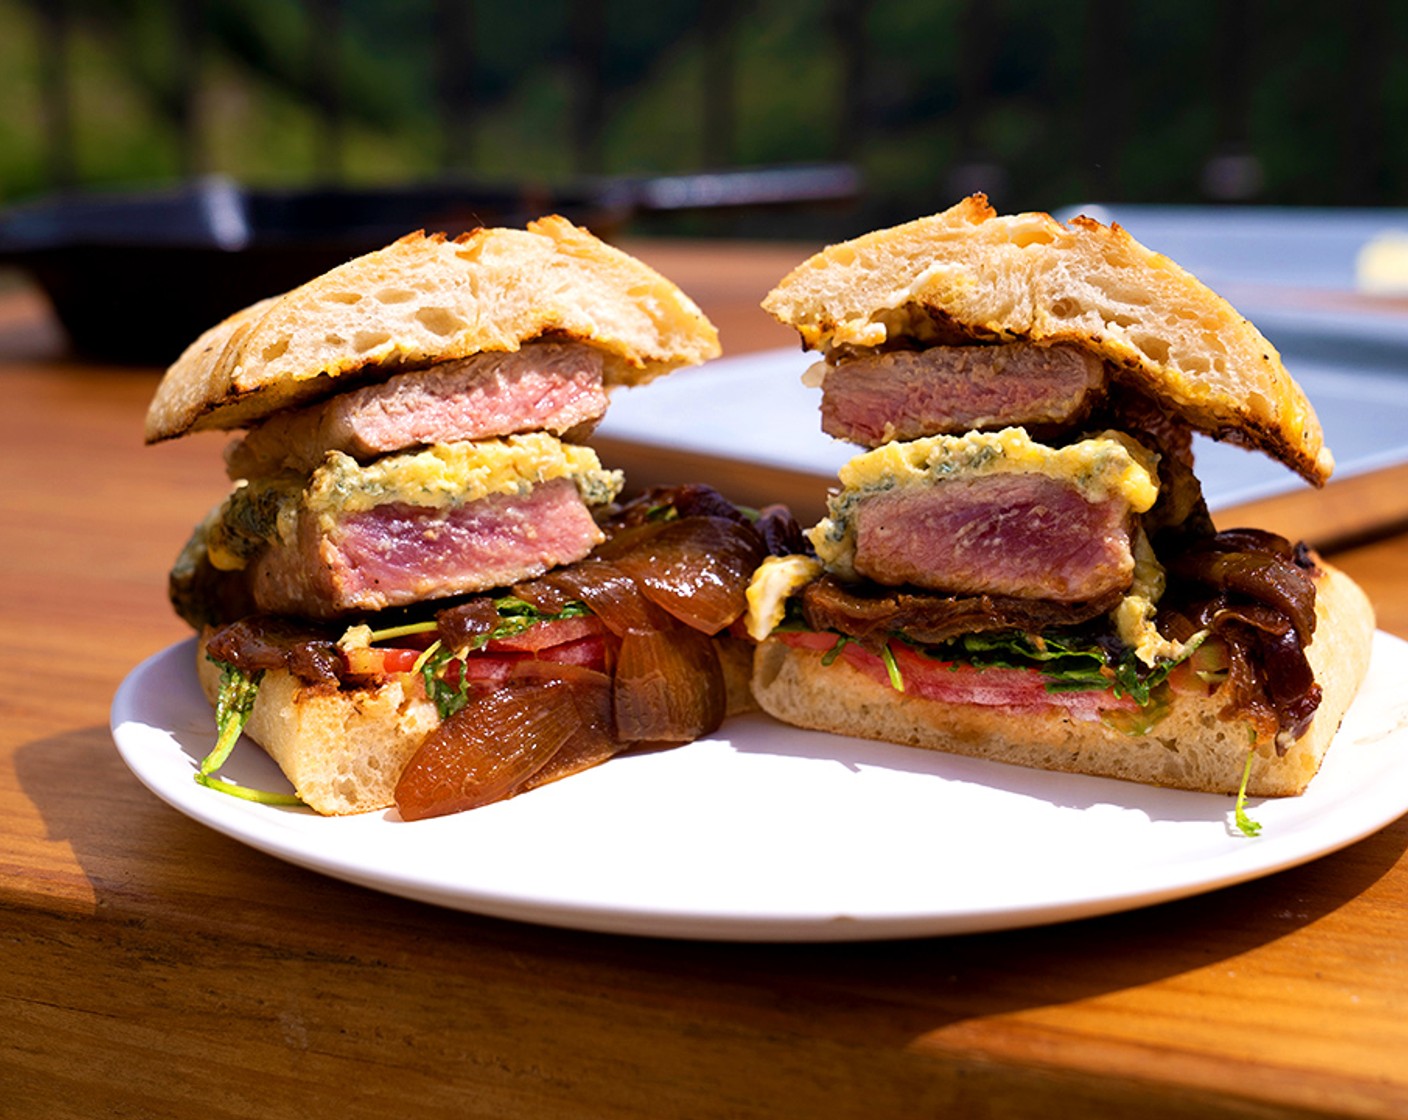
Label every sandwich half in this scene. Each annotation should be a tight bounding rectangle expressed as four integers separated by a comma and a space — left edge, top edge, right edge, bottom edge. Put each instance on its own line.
150, 218, 789, 816
746, 196, 1375, 800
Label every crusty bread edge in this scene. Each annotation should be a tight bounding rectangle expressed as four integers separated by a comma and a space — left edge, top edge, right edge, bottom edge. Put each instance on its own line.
750, 563, 1375, 797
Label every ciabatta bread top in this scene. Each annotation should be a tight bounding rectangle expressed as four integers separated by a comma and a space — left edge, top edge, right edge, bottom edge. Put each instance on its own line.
763, 195, 1332, 485
146, 216, 721, 442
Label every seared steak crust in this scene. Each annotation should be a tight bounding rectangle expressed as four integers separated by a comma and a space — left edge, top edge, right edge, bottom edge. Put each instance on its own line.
800, 573, 1123, 648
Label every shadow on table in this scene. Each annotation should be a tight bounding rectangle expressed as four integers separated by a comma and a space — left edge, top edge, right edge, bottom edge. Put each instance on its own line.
15, 722, 1408, 1117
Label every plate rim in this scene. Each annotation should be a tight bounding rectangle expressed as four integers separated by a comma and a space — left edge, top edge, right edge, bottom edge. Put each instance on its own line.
110, 631, 1408, 942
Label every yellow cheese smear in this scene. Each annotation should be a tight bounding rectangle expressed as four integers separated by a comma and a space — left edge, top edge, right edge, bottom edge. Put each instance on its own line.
306, 432, 622, 515
744, 554, 824, 640
808, 427, 1160, 577
1113, 528, 1207, 667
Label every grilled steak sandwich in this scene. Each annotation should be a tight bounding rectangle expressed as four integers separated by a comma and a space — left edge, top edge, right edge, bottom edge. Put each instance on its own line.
148, 218, 787, 817
745, 196, 1374, 800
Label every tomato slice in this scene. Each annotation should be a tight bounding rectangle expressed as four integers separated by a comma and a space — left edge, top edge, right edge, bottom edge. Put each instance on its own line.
453, 653, 523, 686
535, 634, 612, 670
484, 615, 609, 652
443, 631, 612, 686
341, 645, 424, 677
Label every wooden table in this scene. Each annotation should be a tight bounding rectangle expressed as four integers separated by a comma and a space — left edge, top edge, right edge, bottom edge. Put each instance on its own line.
3, 243, 1408, 1119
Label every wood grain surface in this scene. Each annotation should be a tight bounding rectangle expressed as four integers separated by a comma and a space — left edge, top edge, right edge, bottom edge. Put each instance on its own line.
3, 243, 1407, 1120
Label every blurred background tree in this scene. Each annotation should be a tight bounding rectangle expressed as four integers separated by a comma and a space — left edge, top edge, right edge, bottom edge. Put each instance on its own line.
1, 0, 1405, 238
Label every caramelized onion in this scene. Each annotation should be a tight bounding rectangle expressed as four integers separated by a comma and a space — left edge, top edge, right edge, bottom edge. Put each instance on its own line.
605, 483, 751, 530
1211, 608, 1321, 747
802, 572, 1121, 648
755, 503, 808, 557
1211, 601, 1292, 637
205, 614, 341, 686
394, 483, 799, 816
1169, 538, 1317, 642
1160, 525, 1325, 749
598, 516, 767, 634
515, 558, 668, 635
1254, 625, 1322, 739
614, 626, 726, 741
1203, 527, 1298, 560
514, 661, 625, 792
435, 597, 503, 650
395, 677, 581, 820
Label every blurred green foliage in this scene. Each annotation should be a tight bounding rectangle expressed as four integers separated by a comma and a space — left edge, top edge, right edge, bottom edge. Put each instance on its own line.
2, 0, 1405, 233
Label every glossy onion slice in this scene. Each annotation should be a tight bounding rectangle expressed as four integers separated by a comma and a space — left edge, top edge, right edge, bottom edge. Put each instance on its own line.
603, 483, 750, 530
754, 503, 808, 557
613, 625, 726, 741
205, 614, 342, 685
1172, 547, 1317, 643
514, 661, 624, 792
395, 677, 582, 820
435, 597, 502, 651
599, 516, 767, 634
515, 558, 668, 635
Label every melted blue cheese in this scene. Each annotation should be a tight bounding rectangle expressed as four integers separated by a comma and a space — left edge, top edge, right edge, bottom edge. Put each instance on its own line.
305, 433, 621, 515
744, 554, 824, 640
204, 476, 303, 571
808, 427, 1160, 578
1114, 528, 1208, 666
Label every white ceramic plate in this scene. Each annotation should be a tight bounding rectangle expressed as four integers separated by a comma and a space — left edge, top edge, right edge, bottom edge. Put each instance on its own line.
111, 633, 1408, 942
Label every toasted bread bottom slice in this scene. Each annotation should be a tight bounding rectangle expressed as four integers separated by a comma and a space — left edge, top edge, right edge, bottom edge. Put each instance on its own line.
751, 563, 1374, 797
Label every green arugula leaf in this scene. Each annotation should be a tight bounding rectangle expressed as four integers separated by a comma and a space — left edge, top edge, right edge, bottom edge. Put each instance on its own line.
820, 634, 851, 666
931, 629, 1197, 709
880, 641, 905, 692
807, 623, 1206, 732
195, 659, 303, 806
366, 619, 439, 643
472, 596, 590, 649
420, 640, 472, 720
417, 596, 594, 719
1233, 745, 1263, 838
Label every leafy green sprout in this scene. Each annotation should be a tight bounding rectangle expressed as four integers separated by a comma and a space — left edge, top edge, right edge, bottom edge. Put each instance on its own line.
1233, 739, 1263, 838
195, 661, 303, 806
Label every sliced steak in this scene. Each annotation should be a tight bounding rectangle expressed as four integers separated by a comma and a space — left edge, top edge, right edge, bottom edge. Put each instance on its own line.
250, 477, 604, 617
227, 342, 608, 479
820, 342, 1106, 446
851, 473, 1136, 602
